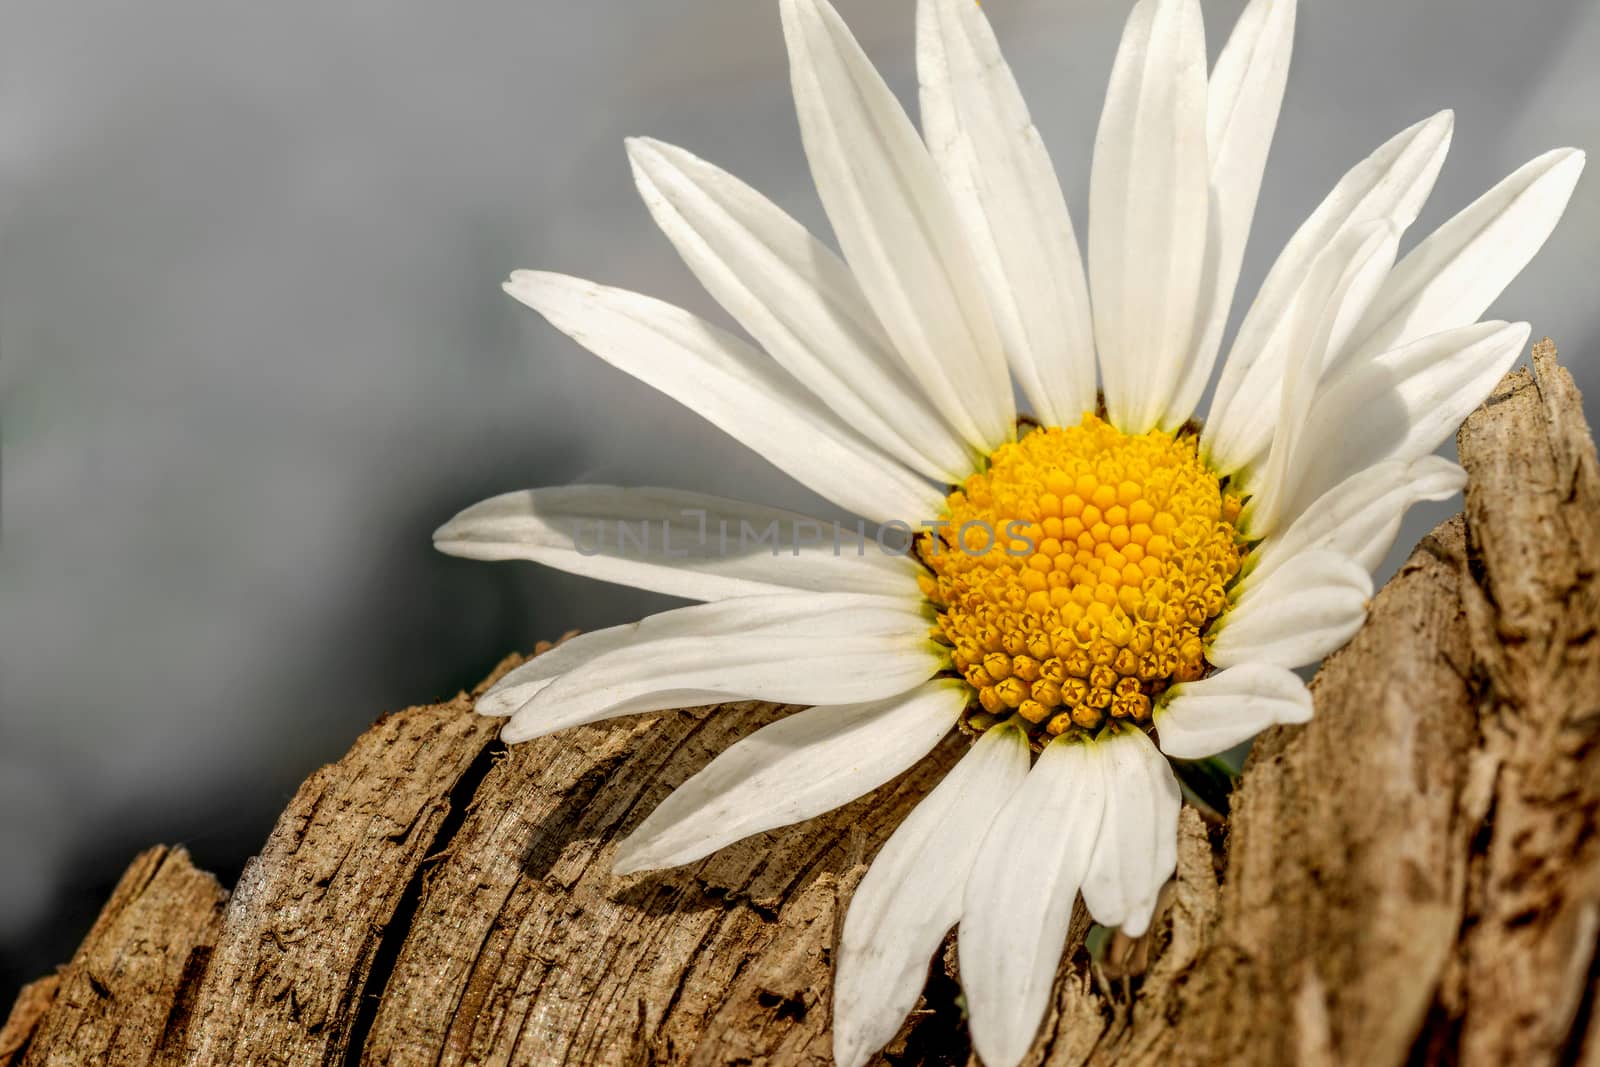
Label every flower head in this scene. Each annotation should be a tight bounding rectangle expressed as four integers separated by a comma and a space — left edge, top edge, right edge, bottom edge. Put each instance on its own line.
435, 0, 1583, 1063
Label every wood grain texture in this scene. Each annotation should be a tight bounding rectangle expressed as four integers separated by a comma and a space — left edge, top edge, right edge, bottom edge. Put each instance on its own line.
356, 705, 964, 1066
13, 847, 225, 1067
9, 341, 1598, 1066
177, 685, 502, 1066
0, 977, 59, 1067
1449, 341, 1600, 1067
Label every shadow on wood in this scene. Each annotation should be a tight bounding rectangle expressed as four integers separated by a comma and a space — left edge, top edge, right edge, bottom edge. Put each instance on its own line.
5, 341, 1598, 1066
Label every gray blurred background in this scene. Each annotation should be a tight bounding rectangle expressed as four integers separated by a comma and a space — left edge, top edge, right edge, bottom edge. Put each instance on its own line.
2, 0, 1596, 1001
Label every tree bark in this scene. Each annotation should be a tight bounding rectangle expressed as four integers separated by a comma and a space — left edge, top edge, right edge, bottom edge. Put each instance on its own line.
5, 340, 1597, 1067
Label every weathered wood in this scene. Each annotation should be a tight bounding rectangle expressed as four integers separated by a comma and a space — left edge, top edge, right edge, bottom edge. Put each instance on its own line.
356, 704, 964, 1066
0, 977, 58, 1067
9, 341, 1598, 1066
1448, 341, 1600, 1067
11, 847, 225, 1067
177, 684, 503, 1066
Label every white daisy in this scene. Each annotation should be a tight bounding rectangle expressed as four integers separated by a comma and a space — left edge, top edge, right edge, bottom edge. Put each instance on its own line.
434, 0, 1584, 1063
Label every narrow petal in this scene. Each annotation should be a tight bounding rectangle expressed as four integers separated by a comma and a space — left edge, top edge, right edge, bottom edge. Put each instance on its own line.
917, 0, 1095, 428
1167, 0, 1297, 426
1244, 221, 1400, 534
1079, 728, 1181, 937
832, 722, 1031, 1067
1208, 551, 1372, 670
1155, 663, 1313, 760
1349, 148, 1586, 360
502, 592, 945, 742
613, 679, 966, 874
477, 624, 648, 717
1275, 320, 1529, 523
1089, 0, 1211, 433
782, 0, 1014, 451
434, 485, 922, 602
504, 271, 944, 525
626, 137, 974, 481
1204, 110, 1454, 473
961, 738, 1105, 1067
1244, 456, 1466, 590
488, 592, 929, 721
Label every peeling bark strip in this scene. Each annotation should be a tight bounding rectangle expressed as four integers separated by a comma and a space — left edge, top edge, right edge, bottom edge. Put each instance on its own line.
7, 341, 1599, 1065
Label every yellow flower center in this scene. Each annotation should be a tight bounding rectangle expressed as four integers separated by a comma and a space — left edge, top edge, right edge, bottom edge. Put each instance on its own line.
918, 414, 1244, 743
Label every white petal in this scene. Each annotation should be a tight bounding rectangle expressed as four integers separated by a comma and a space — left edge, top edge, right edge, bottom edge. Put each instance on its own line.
916, 0, 1095, 428
832, 722, 1030, 1067
1244, 456, 1466, 590
1155, 662, 1313, 760
1275, 320, 1529, 523
781, 0, 1014, 452
480, 593, 928, 723
501, 592, 944, 742
1245, 221, 1400, 534
960, 738, 1105, 1067
613, 679, 966, 874
1204, 111, 1454, 473
1079, 728, 1181, 937
1349, 149, 1586, 360
625, 137, 974, 481
434, 485, 922, 602
1167, 0, 1297, 426
1089, 0, 1211, 434
504, 272, 943, 526
1208, 551, 1372, 670
477, 624, 649, 717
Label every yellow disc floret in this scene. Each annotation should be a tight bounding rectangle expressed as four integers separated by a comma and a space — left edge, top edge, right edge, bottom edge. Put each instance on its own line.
919, 414, 1244, 743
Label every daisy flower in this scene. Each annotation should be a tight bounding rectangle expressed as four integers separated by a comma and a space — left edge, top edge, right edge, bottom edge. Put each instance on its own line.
434, 0, 1583, 1063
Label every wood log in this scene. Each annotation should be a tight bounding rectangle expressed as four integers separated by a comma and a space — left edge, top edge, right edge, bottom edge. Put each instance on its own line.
5, 340, 1597, 1066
